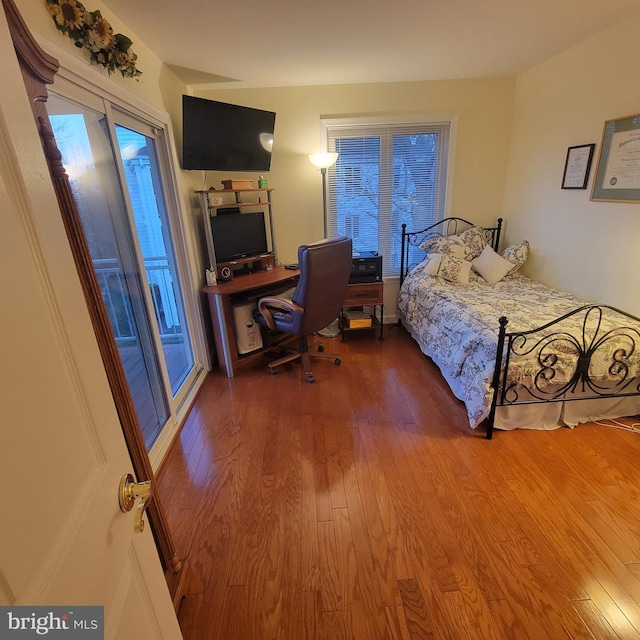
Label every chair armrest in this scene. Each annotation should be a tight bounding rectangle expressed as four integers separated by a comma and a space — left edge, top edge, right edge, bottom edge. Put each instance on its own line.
257, 296, 304, 330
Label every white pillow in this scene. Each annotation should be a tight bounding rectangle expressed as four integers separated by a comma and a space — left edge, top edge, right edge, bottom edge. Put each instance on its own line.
437, 254, 472, 284
471, 245, 514, 284
422, 253, 442, 275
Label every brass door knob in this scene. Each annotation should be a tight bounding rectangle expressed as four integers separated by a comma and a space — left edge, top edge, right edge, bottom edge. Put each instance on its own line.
119, 473, 152, 533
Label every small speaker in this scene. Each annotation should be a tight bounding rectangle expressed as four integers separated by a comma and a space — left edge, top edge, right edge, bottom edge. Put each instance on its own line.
216, 264, 233, 282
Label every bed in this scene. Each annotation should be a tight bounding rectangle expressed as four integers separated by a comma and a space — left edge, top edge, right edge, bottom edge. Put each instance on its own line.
397, 217, 640, 438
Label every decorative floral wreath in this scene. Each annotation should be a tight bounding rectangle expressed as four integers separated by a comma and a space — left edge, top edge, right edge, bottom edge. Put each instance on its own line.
44, 0, 142, 79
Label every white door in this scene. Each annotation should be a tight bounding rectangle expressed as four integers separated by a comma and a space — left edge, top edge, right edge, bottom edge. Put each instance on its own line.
0, 9, 182, 640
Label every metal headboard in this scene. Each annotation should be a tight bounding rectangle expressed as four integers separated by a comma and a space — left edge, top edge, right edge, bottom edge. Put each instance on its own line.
400, 217, 503, 284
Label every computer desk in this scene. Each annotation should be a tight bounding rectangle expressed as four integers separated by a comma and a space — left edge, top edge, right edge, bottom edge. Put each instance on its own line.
203, 265, 300, 377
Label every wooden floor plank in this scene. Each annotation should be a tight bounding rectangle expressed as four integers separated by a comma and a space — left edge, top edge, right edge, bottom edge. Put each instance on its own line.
440, 589, 504, 640
384, 605, 412, 640
572, 598, 628, 640
397, 578, 437, 640
317, 519, 342, 612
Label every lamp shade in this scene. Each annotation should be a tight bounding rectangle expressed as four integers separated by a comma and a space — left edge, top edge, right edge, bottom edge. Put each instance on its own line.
259, 133, 274, 153
308, 152, 338, 169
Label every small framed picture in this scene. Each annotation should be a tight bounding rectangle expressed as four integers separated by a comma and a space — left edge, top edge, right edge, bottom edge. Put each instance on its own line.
561, 143, 595, 189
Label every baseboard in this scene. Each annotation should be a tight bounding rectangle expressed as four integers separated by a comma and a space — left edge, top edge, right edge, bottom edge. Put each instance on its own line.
165, 559, 191, 614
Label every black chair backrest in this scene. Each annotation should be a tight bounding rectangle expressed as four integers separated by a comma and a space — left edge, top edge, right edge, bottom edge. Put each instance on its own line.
292, 236, 352, 335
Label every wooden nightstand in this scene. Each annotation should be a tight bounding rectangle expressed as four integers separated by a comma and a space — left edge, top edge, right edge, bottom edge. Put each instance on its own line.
341, 281, 384, 341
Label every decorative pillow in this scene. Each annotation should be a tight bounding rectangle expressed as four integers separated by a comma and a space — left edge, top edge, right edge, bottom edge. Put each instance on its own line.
442, 243, 466, 260
458, 226, 487, 260
418, 235, 440, 251
471, 245, 514, 284
418, 227, 487, 261
502, 240, 529, 274
418, 234, 465, 258
437, 254, 472, 284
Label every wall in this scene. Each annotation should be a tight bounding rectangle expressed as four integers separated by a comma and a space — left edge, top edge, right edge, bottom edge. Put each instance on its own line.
196, 78, 515, 313
503, 12, 640, 316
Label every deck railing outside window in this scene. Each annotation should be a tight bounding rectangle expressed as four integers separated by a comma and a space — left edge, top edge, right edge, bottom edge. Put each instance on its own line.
95, 258, 182, 341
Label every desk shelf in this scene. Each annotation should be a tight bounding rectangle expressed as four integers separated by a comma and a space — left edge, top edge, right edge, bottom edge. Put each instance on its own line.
203, 265, 300, 377
208, 201, 268, 209
196, 187, 276, 273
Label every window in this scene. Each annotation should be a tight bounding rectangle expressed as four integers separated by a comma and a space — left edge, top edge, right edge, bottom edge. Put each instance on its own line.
324, 117, 452, 276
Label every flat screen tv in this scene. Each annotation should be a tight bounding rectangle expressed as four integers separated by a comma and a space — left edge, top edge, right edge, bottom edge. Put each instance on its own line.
210, 212, 268, 263
182, 95, 276, 172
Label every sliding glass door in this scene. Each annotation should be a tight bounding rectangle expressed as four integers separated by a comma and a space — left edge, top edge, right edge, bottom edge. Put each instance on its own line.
47, 92, 195, 450
113, 120, 193, 396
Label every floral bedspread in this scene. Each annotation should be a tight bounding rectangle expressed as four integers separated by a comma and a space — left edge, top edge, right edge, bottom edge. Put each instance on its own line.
397, 269, 640, 428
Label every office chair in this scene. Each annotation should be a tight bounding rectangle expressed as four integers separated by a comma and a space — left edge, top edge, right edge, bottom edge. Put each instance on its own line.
255, 236, 352, 382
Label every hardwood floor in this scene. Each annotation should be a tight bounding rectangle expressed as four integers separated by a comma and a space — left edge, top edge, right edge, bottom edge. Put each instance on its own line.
157, 326, 640, 639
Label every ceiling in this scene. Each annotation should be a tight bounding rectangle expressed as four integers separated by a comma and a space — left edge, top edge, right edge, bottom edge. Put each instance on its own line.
102, 0, 638, 89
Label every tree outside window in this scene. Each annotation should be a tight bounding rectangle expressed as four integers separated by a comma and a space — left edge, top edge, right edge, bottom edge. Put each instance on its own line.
326, 119, 451, 276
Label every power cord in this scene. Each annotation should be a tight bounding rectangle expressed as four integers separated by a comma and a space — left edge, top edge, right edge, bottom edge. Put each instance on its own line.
592, 416, 640, 434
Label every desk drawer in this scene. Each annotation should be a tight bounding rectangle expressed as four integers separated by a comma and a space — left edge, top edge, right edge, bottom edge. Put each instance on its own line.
343, 283, 383, 306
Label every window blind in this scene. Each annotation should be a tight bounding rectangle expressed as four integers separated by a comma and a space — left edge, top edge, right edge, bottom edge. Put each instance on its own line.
325, 119, 451, 276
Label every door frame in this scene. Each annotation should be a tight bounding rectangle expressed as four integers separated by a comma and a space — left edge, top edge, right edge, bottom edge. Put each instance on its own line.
2, 0, 185, 593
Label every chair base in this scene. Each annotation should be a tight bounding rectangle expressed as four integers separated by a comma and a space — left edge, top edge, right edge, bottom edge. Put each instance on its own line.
265, 335, 341, 383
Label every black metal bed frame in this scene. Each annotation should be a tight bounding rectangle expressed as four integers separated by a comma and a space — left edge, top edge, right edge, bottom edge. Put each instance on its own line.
486, 305, 640, 439
399, 217, 640, 440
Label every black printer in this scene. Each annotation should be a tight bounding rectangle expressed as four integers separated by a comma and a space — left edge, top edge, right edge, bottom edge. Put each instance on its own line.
349, 250, 382, 283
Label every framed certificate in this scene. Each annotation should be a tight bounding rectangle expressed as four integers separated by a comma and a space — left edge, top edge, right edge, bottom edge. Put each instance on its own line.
561, 144, 595, 189
591, 113, 640, 203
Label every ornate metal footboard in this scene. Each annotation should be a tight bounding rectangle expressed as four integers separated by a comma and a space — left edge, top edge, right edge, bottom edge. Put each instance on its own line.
400, 217, 503, 284
486, 305, 640, 439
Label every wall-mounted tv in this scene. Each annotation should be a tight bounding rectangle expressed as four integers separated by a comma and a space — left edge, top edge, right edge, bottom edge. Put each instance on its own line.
210, 212, 268, 263
182, 95, 276, 172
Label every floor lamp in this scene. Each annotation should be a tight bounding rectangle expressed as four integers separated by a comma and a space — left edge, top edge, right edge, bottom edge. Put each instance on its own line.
308, 152, 340, 336
308, 152, 338, 238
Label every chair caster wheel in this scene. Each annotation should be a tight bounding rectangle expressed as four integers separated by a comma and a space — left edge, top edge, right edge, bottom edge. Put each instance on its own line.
268, 367, 277, 375
317, 344, 325, 352
307, 374, 315, 383
334, 358, 341, 366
